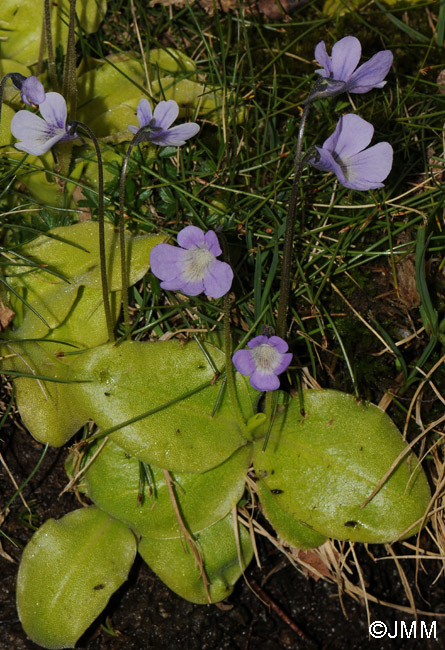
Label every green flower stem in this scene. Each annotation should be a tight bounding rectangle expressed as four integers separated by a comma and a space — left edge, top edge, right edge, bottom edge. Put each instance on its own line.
219, 233, 250, 437
275, 100, 312, 340
118, 127, 156, 338
223, 293, 249, 438
71, 121, 114, 342
57, 0, 78, 181
43, 0, 58, 91
118, 137, 140, 338
63, 0, 78, 124
262, 390, 277, 452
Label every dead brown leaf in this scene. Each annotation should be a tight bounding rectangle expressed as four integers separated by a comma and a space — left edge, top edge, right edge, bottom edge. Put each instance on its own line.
396, 254, 420, 309
292, 547, 337, 581
0, 300, 15, 331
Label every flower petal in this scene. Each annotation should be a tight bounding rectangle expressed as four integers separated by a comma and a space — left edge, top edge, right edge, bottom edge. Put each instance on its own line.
232, 349, 255, 376
247, 335, 269, 349
153, 100, 179, 130
273, 352, 293, 376
21, 76, 45, 106
169, 278, 204, 296
136, 98, 153, 128
323, 114, 374, 158
150, 243, 187, 281
10, 110, 64, 155
342, 142, 393, 190
128, 125, 138, 134
203, 230, 222, 257
314, 40, 332, 77
177, 225, 205, 250
346, 50, 393, 93
150, 122, 200, 146
203, 259, 233, 298
330, 36, 362, 81
249, 370, 280, 392
267, 336, 289, 354
39, 92, 67, 129
311, 146, 344, 182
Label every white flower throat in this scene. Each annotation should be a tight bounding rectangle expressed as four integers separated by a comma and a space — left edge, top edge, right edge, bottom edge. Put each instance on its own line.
250, 344, 281, 373
183, 246, 215, 282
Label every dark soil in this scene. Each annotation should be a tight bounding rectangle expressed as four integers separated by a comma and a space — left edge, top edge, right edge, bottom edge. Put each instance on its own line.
1, 417, 444, 650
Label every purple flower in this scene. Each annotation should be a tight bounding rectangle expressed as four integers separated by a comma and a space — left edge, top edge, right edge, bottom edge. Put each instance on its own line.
314, 36, 393, 96
18, 76, 46, 106
309, 114, 393, 191
232, 335, 292, 392
128, 98, 200, 146
10, 92, 77, 156
150, 225, 233, 298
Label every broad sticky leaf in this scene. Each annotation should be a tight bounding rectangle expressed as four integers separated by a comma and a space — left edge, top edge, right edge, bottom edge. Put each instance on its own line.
254, 390, 430, 543
256, 478, 327, 549
0, 341, 89, 447
17, 507, 136, 650
138, 512, 253, 604
0, 0, 107, 65
83, 438, 252, 537
71, 340, 253, 473
5, 221, 162, 340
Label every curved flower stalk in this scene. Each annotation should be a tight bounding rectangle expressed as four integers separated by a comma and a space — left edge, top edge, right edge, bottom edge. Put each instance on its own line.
232, 335, 292, 391
150, 226, 233, 299
10, 92, 78, 156
128, 98, 200, 146
313, 36, 393, 98
276, 36, 393, 339
308, 114, 393, 190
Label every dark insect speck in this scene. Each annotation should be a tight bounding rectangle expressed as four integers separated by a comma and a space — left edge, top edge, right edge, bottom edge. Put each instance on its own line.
271, 489, 283, 495
344, 521, 358, 528
93, 584, 105, 590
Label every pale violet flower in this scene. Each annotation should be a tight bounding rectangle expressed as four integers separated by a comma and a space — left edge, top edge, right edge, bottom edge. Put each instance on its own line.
150, 225, 233, 298
10, 92, 77, 156
129, 98, 200, 146
12, 75, 46, 106
232, 335, 292, 392
314, 36, 393, 97
309, 114, 393, 191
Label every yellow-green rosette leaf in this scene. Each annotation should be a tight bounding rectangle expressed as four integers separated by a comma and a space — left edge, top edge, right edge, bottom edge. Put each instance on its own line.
138, 512, 253, 604
256, 478, 327, 549
71, 340, 254, 473
5, 221, 162, 340
17, 506, 136, 650
253, 390, 431, 543
83, 438, 252, 537
0, 0, 107, 66
0, 341, 89, 447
